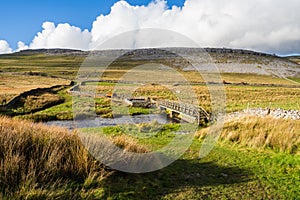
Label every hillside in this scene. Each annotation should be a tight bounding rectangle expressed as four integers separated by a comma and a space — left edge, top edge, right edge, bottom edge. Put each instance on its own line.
1, 47, 299, 78
0, 47, 299, 121
0, 48, 299, 199
287, 55, 300, 64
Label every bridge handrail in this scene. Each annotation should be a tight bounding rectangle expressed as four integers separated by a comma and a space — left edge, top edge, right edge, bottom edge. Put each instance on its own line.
158, 100, 210, 119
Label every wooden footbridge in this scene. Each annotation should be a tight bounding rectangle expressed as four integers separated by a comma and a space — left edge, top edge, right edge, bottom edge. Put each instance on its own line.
158, 100, 210, 125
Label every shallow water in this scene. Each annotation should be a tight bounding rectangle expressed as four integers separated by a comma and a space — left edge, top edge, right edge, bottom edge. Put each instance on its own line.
45, 114, 175, 129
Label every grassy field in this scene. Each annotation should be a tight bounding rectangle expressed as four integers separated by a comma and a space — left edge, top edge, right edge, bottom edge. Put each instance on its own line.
2, 78, 299, 122
0, 74, 70, 103
0, 116, 299, 199
0, 51, 299, 119
19, 89, 74, 121
0, 50, 299, 199
80, 81, 300, 114
0, 53, 84, 80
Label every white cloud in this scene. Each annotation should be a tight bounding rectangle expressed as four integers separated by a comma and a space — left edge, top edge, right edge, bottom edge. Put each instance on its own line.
17, 41, 29, 51
90, 0, 170, 48
0, 40, 12, 54
4, 0, 300, 54
89, 0, 300, 54
29, 22, 92, 50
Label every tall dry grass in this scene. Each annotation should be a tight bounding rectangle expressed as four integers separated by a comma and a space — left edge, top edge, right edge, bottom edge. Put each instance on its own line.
196, 116, 300, 154
0, 116, 105, 195
0, 74, 70, 98
0, 116, 153, 197
112, 135, 149, 153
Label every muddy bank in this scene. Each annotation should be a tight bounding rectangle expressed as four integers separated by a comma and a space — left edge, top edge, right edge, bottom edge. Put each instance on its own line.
0, 82, 74, 115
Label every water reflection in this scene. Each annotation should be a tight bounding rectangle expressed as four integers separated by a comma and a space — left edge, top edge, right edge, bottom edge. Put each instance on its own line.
45, 114, 176, 130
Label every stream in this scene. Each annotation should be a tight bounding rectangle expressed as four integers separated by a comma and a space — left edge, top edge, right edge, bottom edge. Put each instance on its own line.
45, 114, 176, 129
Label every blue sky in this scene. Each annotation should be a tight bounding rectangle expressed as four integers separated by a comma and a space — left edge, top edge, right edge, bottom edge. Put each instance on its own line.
0, 0, 299, 54
0, 0, 185, 49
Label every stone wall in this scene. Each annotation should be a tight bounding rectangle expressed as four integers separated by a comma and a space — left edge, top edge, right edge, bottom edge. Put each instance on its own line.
227, 108, 300, 121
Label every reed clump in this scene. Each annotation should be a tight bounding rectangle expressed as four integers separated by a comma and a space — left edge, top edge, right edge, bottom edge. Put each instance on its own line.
196, 116, 300, 154
0, 116, 105, 195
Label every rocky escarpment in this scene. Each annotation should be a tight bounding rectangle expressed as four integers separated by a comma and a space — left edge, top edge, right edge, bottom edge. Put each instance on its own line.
6, 47, 300, 78
13, 48, 88, 56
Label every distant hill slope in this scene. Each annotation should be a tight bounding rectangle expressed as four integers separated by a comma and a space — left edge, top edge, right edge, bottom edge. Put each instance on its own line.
3, 47, 300, 78
13, 48, 87, 56
287, 56, 300, 65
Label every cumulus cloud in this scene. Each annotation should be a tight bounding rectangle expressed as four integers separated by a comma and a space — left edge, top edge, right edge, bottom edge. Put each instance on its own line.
90, 0, 171, 48
29, 22, 91, 50
89, 0, 300, 54
0, 40, 12, 54
5, 0, 300, 54
17, 41, 29, 51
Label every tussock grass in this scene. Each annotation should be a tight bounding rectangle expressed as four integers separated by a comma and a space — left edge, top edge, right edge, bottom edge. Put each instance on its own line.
112, 135, 149, 153
0, 116, 155, 198
0, 116, 105, 196
21, 90, 73, 122
13, 92, 64, 115
196, 116, 300, 154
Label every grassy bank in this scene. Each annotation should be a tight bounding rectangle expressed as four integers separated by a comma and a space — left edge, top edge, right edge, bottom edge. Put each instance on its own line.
0, 116, 100, 198
20, 89, 74, 122
0, 74, 70, 103
81, 118, 300, 199
0, 116, 299, 199
98, 142, 299, 199
197, 116, 300, 154
0, 51, 299, 199
0, 116, 149, 199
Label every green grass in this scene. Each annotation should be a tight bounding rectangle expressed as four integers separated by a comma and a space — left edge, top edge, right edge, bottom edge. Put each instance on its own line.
84, 81, 139, 87
20, 93, 156, 122
96, 141, 299, 199
77, 122, 300, 199
20, 89, 74, 122
1, 50, 300, 199
288, 77, 300, 84
0, 54, 84, 80
1, 52, 299, 120
82, 123, 179, 151
22, 101, 74, 122
76, 121, 300, 199
4, 140, 298, 199
1, 115, 299, 199
14, 82, 300, 121
112, 105, 157, 116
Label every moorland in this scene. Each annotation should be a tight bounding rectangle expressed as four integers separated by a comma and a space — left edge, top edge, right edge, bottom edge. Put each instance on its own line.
0, 48, 299, 199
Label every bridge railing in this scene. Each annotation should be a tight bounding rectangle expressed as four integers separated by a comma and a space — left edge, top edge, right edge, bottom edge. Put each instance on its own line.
158, 100, 210, 121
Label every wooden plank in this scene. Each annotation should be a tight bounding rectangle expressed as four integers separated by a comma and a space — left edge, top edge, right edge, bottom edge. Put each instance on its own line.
158, 100, 210, 124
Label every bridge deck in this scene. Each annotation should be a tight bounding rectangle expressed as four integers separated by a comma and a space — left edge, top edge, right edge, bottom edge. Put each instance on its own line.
158, 100, 210, 124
